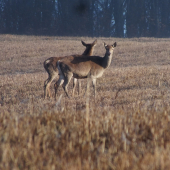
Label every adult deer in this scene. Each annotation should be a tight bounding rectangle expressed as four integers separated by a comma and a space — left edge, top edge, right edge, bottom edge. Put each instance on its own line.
55, 42, 117, 99
43, 39, 97, 99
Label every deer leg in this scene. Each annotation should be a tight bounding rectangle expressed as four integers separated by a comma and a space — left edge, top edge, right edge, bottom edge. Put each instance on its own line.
83, 75, 91, 97
54, 76, 64, 100
92, 78, 97, 99
44, 78, 49, 99
72, 78, 77, 97
44, 71, 58, 99
78, 80, 81, 95
62, 74, 73, 98
44, 77, 53, 99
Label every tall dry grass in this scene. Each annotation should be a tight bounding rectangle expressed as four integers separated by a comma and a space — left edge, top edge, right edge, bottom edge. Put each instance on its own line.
1, 35, 170, 169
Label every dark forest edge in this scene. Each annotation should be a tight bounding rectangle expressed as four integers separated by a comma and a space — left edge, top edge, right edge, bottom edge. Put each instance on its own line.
0, 0, 170, 38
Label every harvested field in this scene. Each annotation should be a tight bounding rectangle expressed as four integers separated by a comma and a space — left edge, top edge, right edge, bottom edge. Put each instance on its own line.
1, 34, 170, 169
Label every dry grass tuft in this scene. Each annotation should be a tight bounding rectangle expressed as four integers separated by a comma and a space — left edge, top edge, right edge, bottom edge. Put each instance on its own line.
1, 35, 170, 169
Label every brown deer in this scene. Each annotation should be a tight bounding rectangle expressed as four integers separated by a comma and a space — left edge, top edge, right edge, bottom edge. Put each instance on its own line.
43, 39, 97, 99
55, 42, 117, 99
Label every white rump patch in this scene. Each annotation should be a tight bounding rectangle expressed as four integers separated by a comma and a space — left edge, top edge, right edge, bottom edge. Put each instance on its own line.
45, 59, 50, 64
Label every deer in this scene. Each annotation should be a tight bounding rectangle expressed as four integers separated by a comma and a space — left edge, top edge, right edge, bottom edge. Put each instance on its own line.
43, 39, 97, 99
54, 42, 117, 99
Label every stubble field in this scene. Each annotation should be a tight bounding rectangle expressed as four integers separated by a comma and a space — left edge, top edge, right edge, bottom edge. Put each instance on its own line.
1, 34, 170, 169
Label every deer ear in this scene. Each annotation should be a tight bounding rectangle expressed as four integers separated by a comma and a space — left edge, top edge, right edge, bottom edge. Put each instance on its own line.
103, 42, 107, 47
112, 42, 117, 47
81, 40, 87, 46
93, 39, 97, 45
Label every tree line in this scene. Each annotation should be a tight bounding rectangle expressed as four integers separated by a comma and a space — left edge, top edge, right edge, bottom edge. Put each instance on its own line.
0, 0, 170, 37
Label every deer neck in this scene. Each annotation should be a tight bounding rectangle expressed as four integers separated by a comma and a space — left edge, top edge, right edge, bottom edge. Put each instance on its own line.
102, 51, 113, 69
82, 47, 94, 56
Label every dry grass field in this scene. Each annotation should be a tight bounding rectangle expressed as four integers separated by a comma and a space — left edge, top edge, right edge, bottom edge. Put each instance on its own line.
1, 34, 170, 169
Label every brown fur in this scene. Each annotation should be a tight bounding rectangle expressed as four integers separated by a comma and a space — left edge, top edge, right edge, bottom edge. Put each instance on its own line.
55, 42, 117, 99
44, 40, 97, 99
